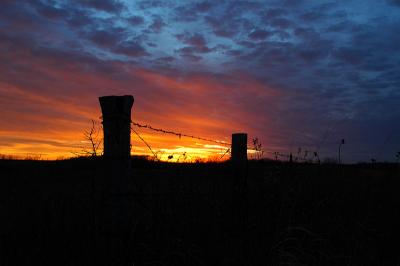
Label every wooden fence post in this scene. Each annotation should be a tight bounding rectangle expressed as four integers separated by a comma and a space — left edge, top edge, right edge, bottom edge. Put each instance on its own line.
99, 95, 134, 159
231, 133, 247, 165
230, 133, 248, 234
231, 133, 248, 190
96, 95, 135, 265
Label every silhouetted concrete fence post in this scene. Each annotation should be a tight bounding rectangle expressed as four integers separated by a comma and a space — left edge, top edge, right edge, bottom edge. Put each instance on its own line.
231, 133, 247, 164
97, 95, 135, 265
230, 133, 248, 239
99, 95, 134, 159
231, 133, 248, 191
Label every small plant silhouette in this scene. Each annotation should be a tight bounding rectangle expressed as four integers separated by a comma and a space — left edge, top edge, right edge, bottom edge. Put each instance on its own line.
314, 151, 320, 164
338, 139, 345, 164
72, 119, 102, 157
177, 152, 187, 162
252, 137, 264, 160
303, 150, 309, 159
83, 119, 102, 157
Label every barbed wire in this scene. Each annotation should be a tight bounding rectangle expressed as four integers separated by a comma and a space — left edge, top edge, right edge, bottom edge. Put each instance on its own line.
131, 127, 159, 160
220, 148, 231, 160
131, 120, 322, 163
131, 121, 231, 146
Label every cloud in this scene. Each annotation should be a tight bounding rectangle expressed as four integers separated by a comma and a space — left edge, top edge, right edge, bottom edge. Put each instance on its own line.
65, 8, 93, 28
76, 0, 125, 13
387, 0, 400, 6
333, 47, 371, 65
264, 8, 286, 18
113, 42, 149, 57
1, 0, 400, 161
127, 16, 144, 25
300, 11, 325, 22
138, 0, 170, 9
176, 33, 211, 53
270, 18, 292, 29
248, 29, 271, 40
34, 2, 68, 20
174, 2, 217, 22
87, 29, 125, 48
149, 16, 166, 33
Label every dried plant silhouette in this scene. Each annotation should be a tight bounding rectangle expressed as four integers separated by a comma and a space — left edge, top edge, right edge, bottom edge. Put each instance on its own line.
251, 137, 264, 160
72, 119, 103, 157
83, 119, 102, 157
338, 138, 345, 164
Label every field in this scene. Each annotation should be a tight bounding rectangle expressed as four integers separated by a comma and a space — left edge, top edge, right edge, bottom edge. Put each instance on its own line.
1, 158, 399, 266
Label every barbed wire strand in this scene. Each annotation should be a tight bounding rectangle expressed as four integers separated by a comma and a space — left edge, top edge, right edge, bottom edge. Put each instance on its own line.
220, 148, 231, 160
132, 121, 318, 162
131, 121, 231, 146
131, 127, 159, 160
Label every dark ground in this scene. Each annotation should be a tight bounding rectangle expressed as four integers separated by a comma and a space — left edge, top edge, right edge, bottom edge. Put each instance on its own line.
0, 157, 399, 266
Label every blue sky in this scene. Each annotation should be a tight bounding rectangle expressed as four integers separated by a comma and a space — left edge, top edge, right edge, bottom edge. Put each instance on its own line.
0, 0, 399, 162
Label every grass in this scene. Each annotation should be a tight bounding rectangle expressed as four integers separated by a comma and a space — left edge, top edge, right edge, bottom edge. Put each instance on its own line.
0, 157, 399, 265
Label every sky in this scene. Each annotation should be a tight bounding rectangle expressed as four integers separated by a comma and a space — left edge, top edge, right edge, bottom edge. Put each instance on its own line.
0, 0, 399, 162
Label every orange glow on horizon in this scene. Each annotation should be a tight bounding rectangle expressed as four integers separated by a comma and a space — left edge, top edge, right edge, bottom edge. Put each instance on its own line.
0, 66, 281, 161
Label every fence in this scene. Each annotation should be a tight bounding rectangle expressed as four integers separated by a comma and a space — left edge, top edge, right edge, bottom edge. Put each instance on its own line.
82, 95, 324, 164
96, 95, 250, 259
130, 121, 319, 163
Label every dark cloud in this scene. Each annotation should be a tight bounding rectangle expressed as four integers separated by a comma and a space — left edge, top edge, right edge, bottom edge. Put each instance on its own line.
213, 29, 236, 38
326, 21, 351, 32
194, 1, 214, 12
270, 18, 292, 29
333, 47, 371, 65
224, 1, 261, 16
76, 0, 125, 13
248, 29, 271, 40
300, 11, 325, 21
127, 16, 144, 25
297, 48, 328, 63
387, 0, 400, 6
86, 29, 125, 48
149, 16, 166, 33
282, 0, 305, 7
174, 6, 200, 22
294, 27, 320, 40
180, 34, 206, 47
265, 8, 286, 18
113, 42, 149, 57
273, 30, 291, 40
65, 9, 93, 28
138, 0, 170, 9
204, 16, 237, 37
226, 49, 243, 57
176, 33, 212, 53
0, 1, 43, 31
34, 3, 68, 20
174, 1, 216, 22
82, 26, 150, 58
203, 4, 255, 39
177, 52, 202, 61
155, 56, 175, 63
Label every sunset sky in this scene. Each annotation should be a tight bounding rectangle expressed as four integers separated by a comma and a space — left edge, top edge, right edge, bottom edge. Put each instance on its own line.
0, 0, 399, 162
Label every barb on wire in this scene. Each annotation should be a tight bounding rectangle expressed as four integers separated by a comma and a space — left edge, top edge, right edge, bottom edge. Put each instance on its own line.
131, 127, 159, 160
132, 121, 230, 146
